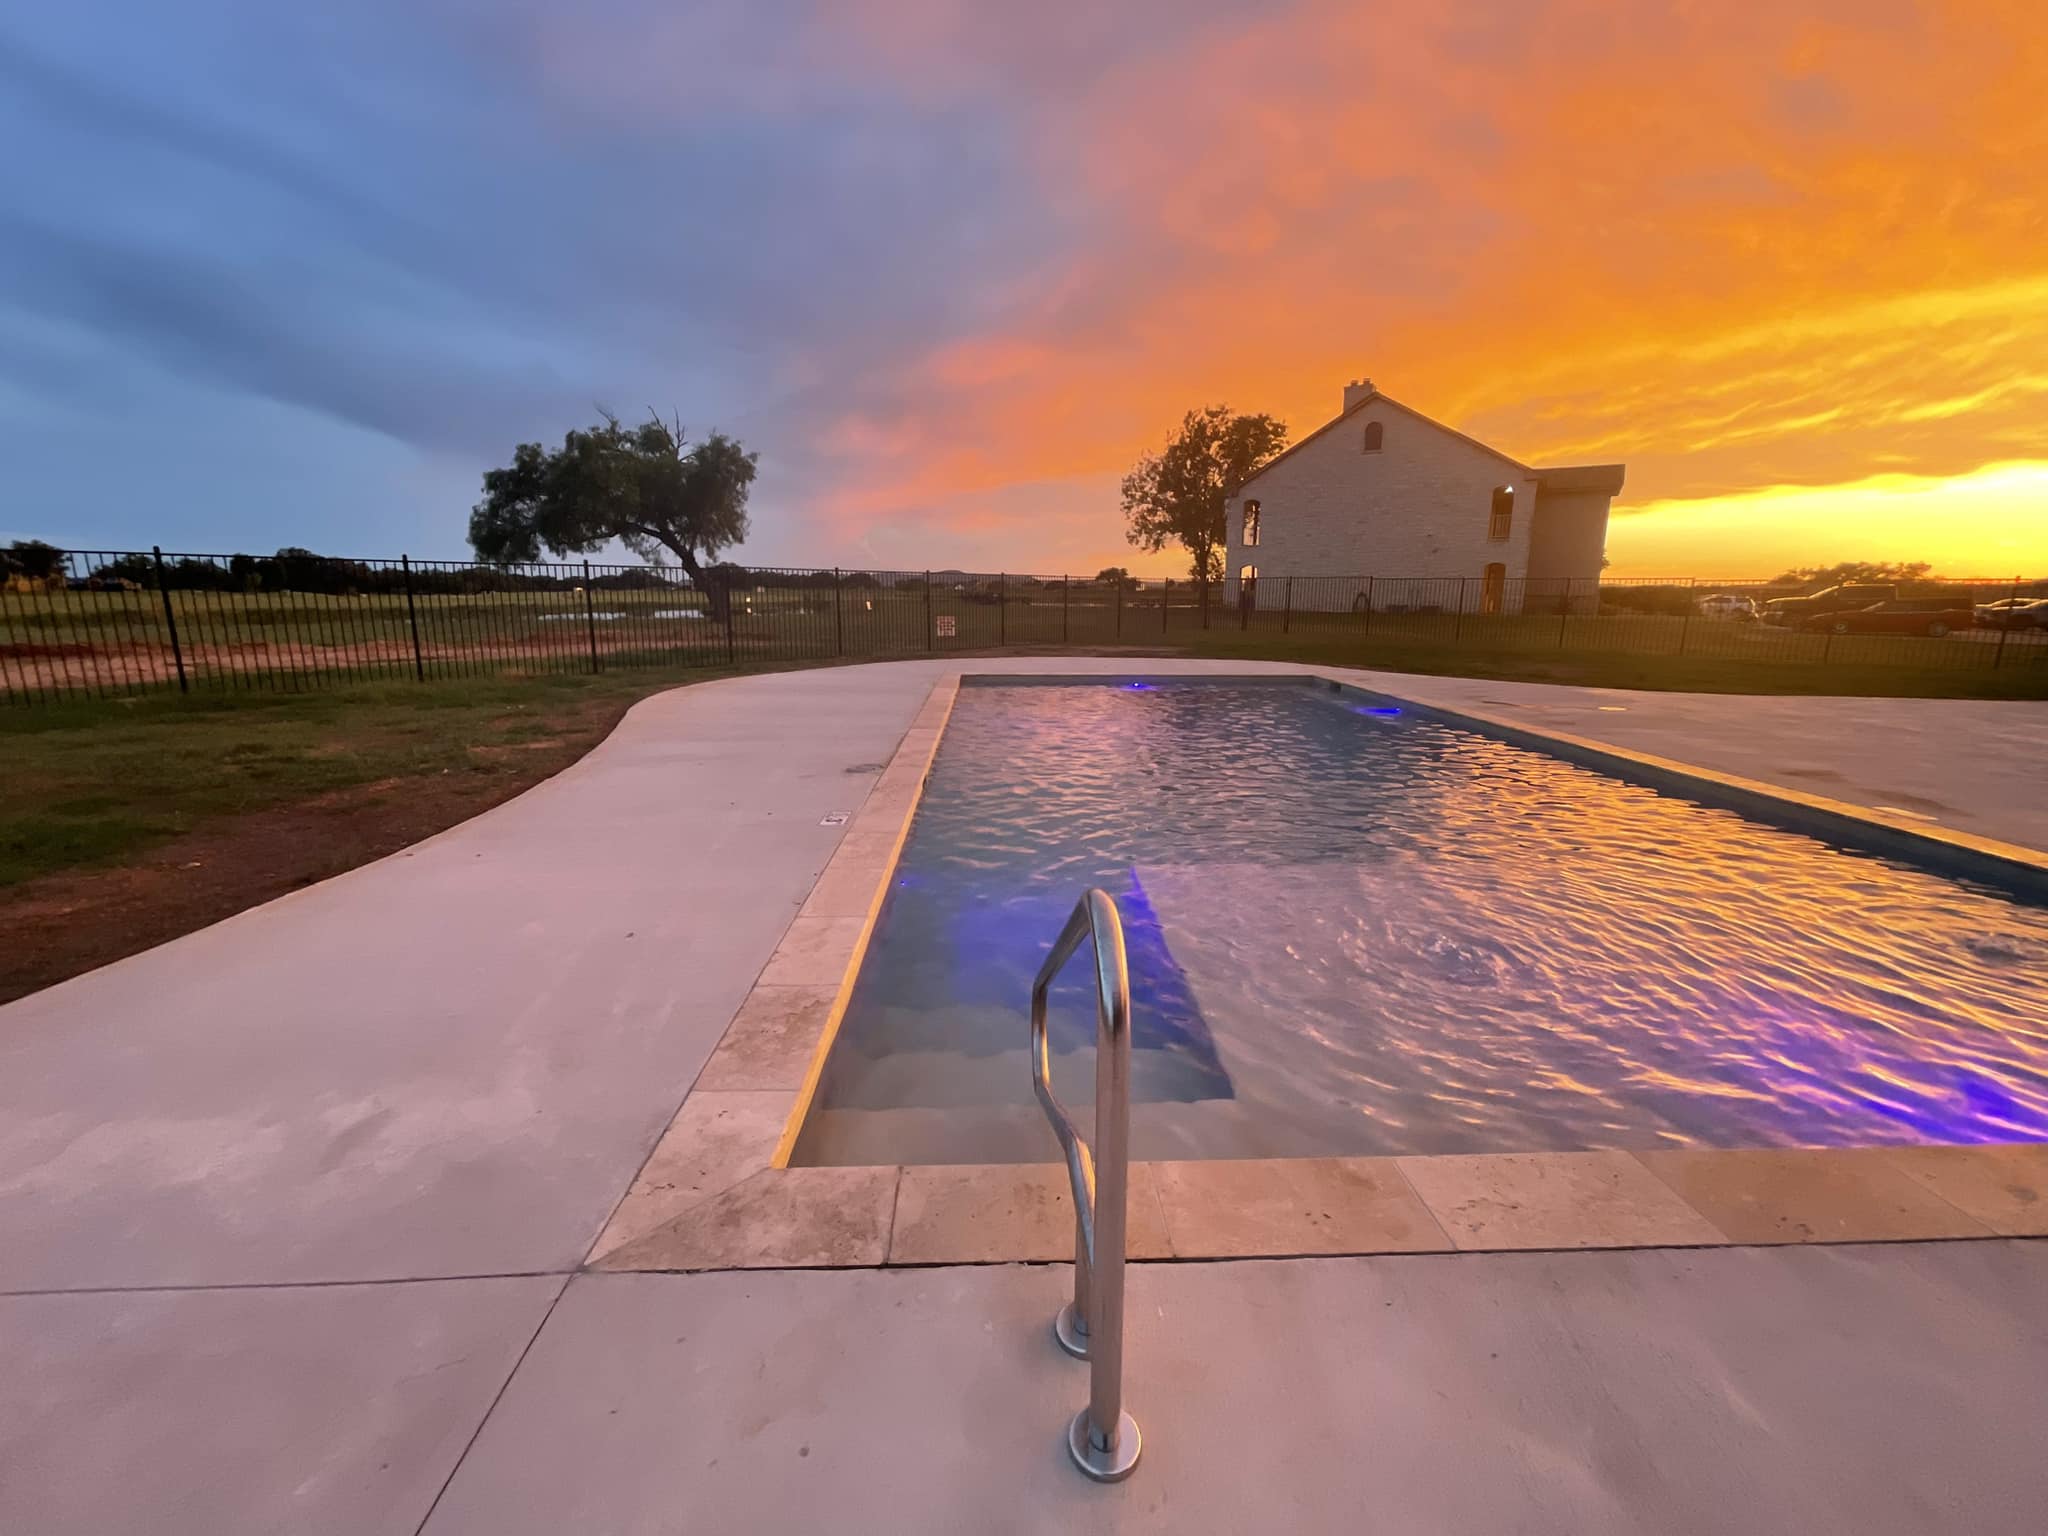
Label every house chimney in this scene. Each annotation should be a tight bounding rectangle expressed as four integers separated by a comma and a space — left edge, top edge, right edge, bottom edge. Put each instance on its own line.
1342, 377, 1376, 414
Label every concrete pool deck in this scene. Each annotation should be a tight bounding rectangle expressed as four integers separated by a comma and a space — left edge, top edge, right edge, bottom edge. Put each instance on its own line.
3, 658, 2046, 1532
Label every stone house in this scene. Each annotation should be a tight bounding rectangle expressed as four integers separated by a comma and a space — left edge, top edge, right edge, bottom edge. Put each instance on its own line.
1223, 380, 1624, 614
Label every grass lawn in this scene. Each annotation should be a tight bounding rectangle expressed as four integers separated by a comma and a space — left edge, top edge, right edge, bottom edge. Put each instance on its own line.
1167, 630, 2048, 698
4, 634, 2042, 1003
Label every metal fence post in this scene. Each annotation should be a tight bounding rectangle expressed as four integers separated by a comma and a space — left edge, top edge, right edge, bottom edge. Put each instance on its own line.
1000, 573, 1007, 646
1678, 577, 1694, 657
1115, 579, 1122, 637
1200, 576, 1209, 630
834, 568, 844, 656
1283, 576, 1292, 634
1162, 578, 1171, 635
401, 554, 425, 681
1362, 576, 1375, 640
1454, 576, 1467, 642
1994, 575, 2018, 668
1558, 579, 1572, 647
150, 546, 188, 694
581, 560, 601, 672
1062, 575, 1069, 643
724, 576, 737, 664
927, 571, 935, 649
1240, 573, 1251, 631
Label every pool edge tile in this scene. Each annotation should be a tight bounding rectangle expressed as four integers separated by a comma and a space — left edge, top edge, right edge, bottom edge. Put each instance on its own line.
1636, 1147, 1998, 1245
694, 986, 839, 1093
1883, 1144, 2048, 1236
584, 1090, 790, 1265
887, 1163, 1173, 1265
1397, 1151, 1724, 1251
770, 675, 960, 1167
1153, 1157, 1452, 1258
592, 1166, 901, 1273
755, 915, 872, 988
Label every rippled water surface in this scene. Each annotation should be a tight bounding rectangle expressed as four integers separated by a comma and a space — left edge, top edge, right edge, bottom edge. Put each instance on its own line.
799, 679, 2048, 1161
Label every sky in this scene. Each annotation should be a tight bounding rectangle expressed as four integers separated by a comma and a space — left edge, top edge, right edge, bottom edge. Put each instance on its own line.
3, 0, 2044, 579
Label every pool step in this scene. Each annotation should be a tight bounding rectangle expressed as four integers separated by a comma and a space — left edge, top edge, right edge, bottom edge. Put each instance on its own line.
816, 1045, 1231, 1114
791, 1095, 1291, 1166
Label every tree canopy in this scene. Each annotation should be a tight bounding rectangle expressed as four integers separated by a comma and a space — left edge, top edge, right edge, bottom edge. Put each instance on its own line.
3, 539, 64, 579
1769, 560, 1933, 588
1093, 566, 1138, 590
469, 413, 759, 604
1120, 406, 1287, 584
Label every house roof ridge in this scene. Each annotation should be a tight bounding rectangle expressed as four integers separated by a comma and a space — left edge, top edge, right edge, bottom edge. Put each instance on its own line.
1236, 387, 1530, 492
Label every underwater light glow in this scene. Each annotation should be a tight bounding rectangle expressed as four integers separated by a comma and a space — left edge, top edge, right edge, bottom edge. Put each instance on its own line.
1356, 705, 1402, 717
1126, 681, 1157, 690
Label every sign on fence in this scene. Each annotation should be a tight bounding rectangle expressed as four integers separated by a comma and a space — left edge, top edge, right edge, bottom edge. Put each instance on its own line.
934, 614, 957, 638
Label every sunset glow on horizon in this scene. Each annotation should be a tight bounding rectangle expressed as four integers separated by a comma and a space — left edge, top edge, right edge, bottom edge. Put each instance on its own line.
781, 0, 2048, 578
4, 1, 2045, 576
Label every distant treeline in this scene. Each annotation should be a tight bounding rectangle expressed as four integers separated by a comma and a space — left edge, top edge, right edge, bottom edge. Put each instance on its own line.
55, 549, 922, 597
11, 542, 1130, 597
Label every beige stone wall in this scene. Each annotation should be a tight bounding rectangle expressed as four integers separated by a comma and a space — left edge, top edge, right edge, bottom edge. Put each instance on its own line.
1531, 489, 1605, 598
1225, 404, 1537, 612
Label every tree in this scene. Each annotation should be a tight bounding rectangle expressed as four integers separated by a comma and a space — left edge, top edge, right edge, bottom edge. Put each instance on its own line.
1093, 566, 1138, 591
3, 539, 64, 580
469, 412, 759, 617
1769, 560, 1933, 590
1120, 406, 1287, 585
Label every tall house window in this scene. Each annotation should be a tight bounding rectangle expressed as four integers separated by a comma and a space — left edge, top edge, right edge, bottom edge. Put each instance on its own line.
1488, 485, 1514, 541
1243, 499, 1261, 546
1361, 421, 1384, 452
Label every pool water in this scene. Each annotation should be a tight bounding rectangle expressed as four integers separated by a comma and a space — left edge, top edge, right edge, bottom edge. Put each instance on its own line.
791, 678, 2048, 1164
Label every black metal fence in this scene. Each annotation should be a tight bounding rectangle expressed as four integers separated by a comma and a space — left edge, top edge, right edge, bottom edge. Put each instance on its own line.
2, 548, 2042, 703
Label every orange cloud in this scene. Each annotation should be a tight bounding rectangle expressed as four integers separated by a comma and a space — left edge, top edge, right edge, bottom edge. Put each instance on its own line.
787, 0, 2048, 575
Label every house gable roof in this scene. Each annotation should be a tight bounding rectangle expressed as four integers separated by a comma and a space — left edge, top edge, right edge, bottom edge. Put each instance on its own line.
1234, 387, 1528, 494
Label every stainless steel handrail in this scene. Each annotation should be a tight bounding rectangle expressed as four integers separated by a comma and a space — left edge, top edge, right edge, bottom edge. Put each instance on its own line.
1031, 887, 1141, 1483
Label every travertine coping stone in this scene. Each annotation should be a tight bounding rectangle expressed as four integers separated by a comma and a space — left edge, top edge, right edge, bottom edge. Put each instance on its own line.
594, 1167, 900, 1271
1884, 1143, 2048, 1235
756, 916, 872, 988
586, 1091, 788, 1263
694, 986, 838, 1093
1635, 1148, 1994, 1245
1397, 1152, 1724, 1250
889, 1163, 1174, 1264
1153, 1157, 1451, 1257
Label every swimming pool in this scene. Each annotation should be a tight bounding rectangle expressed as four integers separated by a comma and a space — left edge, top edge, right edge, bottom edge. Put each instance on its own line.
790, 677, 2048, 1165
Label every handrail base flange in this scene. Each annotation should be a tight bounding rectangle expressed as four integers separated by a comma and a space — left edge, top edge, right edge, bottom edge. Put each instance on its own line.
1067, 1409, 1142, 1483
1054, 1302, 1089, 1360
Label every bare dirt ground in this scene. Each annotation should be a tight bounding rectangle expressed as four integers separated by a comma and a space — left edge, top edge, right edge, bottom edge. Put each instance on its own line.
0, 692, 636, 1005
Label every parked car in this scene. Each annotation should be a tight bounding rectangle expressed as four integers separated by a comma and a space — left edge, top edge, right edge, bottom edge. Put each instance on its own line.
1974, 596, 2048, 631
1761, 583, 1897, 625
1800, 599, 1976, 637
1695, 593, 1759, 620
